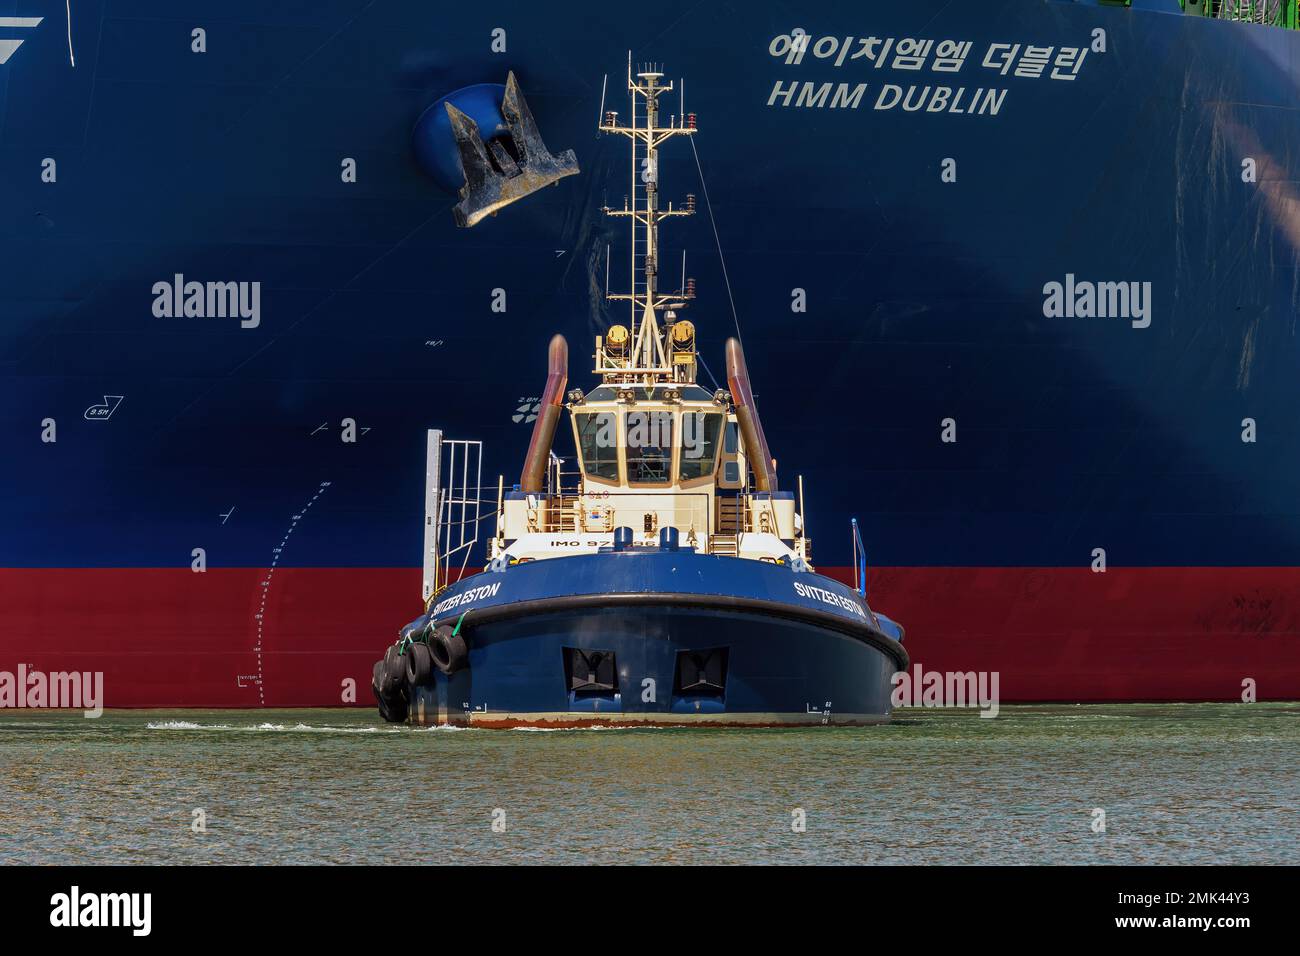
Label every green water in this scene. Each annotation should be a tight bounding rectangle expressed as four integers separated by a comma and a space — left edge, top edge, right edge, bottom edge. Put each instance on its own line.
1, 704, 1296, 865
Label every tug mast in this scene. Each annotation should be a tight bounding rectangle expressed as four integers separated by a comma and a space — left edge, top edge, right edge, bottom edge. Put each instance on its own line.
599, 60, 699, 385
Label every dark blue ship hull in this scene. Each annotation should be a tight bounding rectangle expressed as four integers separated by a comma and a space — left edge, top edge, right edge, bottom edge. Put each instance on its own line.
399, 550, 907, 726
3, 0, 1299, 706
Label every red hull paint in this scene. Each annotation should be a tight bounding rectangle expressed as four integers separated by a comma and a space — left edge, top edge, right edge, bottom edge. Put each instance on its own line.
1, 566, 1297, 707
847, 566, 1300, 702
0, 568, 421, 708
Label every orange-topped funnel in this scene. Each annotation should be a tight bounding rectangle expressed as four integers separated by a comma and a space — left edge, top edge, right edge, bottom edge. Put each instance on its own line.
725, 337, 777, 492
519, 334, 569, 492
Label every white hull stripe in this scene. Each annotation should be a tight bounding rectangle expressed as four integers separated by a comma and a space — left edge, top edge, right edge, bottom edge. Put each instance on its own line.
0, 17, 42, 66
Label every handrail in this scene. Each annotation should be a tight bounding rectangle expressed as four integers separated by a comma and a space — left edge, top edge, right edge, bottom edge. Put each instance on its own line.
423, 433, 483, 605
1180, 0, 1298, 28
539, 489, 714, 540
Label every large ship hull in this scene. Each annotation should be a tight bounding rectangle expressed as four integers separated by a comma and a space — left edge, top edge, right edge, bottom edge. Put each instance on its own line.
3, 0, 1300, 707
3, 565, 1292, 707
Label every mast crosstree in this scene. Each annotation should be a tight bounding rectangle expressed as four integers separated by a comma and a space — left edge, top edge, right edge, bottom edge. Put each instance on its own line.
599, 58, 699, 384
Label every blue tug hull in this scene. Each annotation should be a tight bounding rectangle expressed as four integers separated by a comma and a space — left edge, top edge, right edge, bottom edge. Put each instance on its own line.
402, 550, 908, 727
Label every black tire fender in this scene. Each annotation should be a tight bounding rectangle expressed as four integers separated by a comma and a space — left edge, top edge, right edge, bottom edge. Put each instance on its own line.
376, 688, 408, 723
372, 660, 408, 723
383, 644, 406, 683
405, 641, 433, 685
429, 625, 468, 675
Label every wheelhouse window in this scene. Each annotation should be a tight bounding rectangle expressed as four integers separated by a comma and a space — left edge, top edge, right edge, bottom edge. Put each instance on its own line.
679, 412, 723, 481
625, 410, 673, 485
576, 412, 619, 481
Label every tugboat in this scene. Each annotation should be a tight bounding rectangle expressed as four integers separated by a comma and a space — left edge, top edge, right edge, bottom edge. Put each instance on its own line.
372, 63, 908, 727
